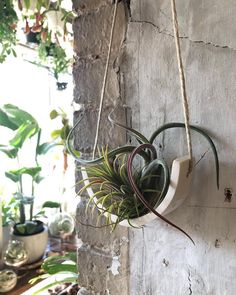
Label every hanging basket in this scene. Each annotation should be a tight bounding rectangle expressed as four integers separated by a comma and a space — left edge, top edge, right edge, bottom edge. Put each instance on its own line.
81, 155, 192, 228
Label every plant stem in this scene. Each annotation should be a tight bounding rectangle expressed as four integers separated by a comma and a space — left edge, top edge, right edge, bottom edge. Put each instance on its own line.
30, 202, 33, 221
19, 201, 25, 224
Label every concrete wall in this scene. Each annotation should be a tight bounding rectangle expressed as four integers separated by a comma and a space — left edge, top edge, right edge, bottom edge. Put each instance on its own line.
126, 1, 236, 294
73, 1, 130, 294
73, 0, 236, 294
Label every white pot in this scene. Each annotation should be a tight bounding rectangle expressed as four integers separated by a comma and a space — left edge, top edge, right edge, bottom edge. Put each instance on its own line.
12, 226, 48, 264
81, 155, 193, 227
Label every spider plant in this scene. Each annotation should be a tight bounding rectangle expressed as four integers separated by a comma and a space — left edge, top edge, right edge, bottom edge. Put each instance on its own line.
67, 112, 219, 242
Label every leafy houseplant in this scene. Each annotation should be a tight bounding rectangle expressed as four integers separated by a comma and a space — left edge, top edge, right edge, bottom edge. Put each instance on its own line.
0, 104, 56, 236
29, 252, 78, 295
0, 0, 18, 63
67, 117, 219, 241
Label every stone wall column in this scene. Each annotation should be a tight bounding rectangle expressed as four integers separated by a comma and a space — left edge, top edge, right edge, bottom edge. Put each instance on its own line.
73, 1, 130, 294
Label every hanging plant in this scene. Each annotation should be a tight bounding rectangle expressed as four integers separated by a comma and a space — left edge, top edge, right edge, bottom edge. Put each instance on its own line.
0, 0, 18, 63
66, 0, 220, 244
67, 117, 219, 243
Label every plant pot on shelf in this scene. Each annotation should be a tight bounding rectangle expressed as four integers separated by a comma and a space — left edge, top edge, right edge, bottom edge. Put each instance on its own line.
12, 221, 48, 264
26, 31, 40, 44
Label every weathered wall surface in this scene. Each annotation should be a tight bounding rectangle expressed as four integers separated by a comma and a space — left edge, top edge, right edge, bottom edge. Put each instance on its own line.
73, 0, 236, 294
125, 1, 236, 294
73, 1, 130, 294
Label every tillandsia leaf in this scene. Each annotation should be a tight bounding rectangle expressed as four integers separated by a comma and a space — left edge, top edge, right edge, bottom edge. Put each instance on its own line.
108, 109, 150, 144
66, 113, 151, 165
149, 122, 219, 189
127, 143, 195, 244
81, 148, 168, 229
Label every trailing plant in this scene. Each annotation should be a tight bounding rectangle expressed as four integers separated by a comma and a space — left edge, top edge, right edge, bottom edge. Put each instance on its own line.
67, 115, 219, 242
0, 0, 18, 63
0, 104, 59, 235
37, 31, 72, 81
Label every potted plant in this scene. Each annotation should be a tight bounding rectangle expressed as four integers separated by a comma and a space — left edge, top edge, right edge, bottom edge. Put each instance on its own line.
0, 0, 18, 63
67, 118, 219, 242
0, 104, 58, 263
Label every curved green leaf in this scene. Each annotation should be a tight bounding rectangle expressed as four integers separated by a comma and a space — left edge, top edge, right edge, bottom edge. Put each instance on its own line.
149, 122, 219, 189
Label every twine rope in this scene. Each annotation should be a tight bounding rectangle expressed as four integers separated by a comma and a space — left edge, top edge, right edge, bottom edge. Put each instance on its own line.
92, 0, 119, 159
170, 0, 193, 173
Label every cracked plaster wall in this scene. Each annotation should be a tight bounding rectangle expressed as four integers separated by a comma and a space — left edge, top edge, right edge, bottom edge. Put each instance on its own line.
73, 0, 236, 294
125, 1, 236, 294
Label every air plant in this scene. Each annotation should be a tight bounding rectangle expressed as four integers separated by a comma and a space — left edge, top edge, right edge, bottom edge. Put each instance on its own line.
78, 147, 169, 229
67, 114, 219, 242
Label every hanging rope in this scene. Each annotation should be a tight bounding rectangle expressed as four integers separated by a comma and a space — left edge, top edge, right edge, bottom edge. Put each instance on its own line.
170, 0, 193, 174
92, 0, 119, 159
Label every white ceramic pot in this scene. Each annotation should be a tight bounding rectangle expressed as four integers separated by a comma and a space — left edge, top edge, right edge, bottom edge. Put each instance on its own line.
12, 226, 48, 264
81, 155, 193, 227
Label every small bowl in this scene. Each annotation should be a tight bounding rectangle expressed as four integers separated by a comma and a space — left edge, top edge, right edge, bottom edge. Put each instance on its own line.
0, 269, 17, 292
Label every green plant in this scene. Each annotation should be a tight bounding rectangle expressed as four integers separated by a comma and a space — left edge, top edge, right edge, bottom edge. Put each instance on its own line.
0, 104, 58, 235
0, 0, 18, 63
1, 197, 19, 226
50, 108, 72, 172
37, 35, 72, 81
67, 117, 219, 242
29, 252, 78, 295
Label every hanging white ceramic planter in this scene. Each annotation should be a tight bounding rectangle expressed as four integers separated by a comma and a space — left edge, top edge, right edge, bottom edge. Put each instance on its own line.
81, 155, 192, 228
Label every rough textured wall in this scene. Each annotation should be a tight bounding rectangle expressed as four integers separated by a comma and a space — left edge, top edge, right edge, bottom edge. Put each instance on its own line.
124, 1, 236, 294
73, 1, 130, 294
73, 0, 236, 294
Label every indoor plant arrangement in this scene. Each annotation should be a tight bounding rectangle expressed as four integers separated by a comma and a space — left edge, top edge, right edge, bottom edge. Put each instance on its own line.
0, 0, 74, 82
0, 0, 18, 63
67, 116, 219, 242
0, 104, 58, 263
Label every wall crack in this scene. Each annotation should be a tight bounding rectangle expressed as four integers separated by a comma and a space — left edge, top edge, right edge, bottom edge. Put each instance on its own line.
188, 269, 193, 295
130, 19, 236, 52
